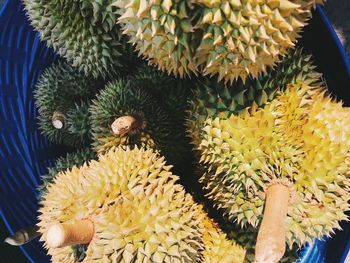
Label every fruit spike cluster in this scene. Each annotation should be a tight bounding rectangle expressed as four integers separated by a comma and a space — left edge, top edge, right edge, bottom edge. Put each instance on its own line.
89, 67, 191, 165
117, 0, 197, 78
23, 0, 135, 78
38, 147, 245, 262
186, 48, 322, 151
117, 0, 324, 82
34, 62, 102, 147
199, 82, 350, 248
37, 148, 96, 198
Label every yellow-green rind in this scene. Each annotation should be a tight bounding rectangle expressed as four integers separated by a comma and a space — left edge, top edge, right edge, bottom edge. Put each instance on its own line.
202, 217, 246, 263
39, 147, 246, 262
117, 0, 198, 78
199, 83, 350, 247
191, 0, 324, 82
186, 48, 322, 151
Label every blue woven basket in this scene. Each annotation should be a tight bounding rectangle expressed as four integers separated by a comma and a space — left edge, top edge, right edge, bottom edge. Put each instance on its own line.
0, 0, 349, 262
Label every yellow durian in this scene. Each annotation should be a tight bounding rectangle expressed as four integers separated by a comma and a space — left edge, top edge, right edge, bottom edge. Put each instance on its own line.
199, 83, 350, 262
38, 147, 245, 262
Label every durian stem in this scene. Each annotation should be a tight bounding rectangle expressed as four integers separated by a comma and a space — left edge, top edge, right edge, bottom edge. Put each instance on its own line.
46, 219, 94, 248
52, 112, 66, 130
111, 115, 140, 135
4, 226, 40, 246
254, 184, 290, 263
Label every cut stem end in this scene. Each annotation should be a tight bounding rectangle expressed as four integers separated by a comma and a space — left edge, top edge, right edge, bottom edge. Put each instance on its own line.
46, 219, 94, 248
111, 115, 141, 135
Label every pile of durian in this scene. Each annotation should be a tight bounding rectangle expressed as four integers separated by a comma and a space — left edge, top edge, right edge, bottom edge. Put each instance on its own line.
6, 0, 350, 263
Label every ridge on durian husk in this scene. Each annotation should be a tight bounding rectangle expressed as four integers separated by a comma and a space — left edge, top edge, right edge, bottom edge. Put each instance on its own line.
116, 0, 324, 82
90, 75, 191, 165
198, 82, 350, 247
24, 0, 137, 78
37, 148, 96, 199
38, 147, 245, 262
34, 61, 102, 147
186, 48, 322, 150
191, 0, 325, 83
116, 0, 198, 78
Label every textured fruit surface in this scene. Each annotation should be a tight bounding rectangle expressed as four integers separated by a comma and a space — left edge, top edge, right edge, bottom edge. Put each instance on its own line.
192, 0, 325, 82
186, 48, 321, 150
24, 0, 135, 77
90, 71, 191, 165
199, 83, 350, 247
117, 0, 198, 77
37, 148, 96, 198
117, 0, 324, 81
38, 147, 244, 262
34, 62, 102, 147
202, 217, 246, 262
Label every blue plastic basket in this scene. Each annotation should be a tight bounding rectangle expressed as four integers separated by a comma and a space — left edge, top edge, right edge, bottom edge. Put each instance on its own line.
0, 0, 349, 262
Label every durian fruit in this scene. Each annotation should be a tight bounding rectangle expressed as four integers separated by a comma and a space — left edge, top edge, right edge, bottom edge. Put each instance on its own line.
198, 82, 350, 262
38, 147, 245, 262
116, 0, 324, 81
192, 0, 325, 82
23, 0, 136, 78
116, 0, 198, 77
35, 62, 102, 147
186, 48, 321, 150
90, 73, 190, 165
202, 216, 246, 262
131, 64, 192, 117
37, 147, 96, 198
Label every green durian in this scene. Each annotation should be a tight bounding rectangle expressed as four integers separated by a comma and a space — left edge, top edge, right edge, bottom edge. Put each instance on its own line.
199, 82, 350, 252
191, 0, 325, 82
90, 71, 191, 165
23, 0, 137, 78
37, 148, 97, 198
34, 62, 102, 147
117, 0, 197, 78
186, 48, 322, 150
38, 147, 245, 262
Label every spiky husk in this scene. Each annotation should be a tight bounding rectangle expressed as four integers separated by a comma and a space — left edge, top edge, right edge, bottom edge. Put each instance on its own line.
90, 77, 190, 165
186, 48, 322, 150
191, 0, 324, 82
24, 0, 136, 78
117, 0, 197, 78
34, 62, 102, 147
198, 82, 350, 247
116, 0, 324, 81
131, 64, 192, 116
38, 147, 245, 262
194, 163, 299, 262
37, 148, 97, 198
202, 217, 245, 262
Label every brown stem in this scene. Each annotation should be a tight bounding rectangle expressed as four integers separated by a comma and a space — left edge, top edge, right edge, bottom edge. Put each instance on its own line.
254, 184, 290, 263
4, 226, 40, 246
111, 115, 140, 135
46, 219, 94, 248
52, 112, 66, 130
